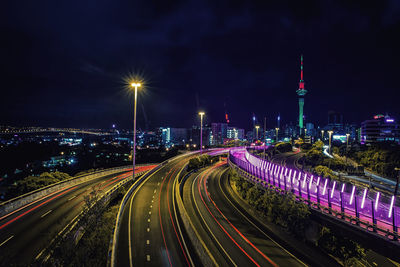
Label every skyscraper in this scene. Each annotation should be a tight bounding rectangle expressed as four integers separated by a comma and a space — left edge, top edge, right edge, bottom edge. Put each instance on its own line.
296, 55, 307, 135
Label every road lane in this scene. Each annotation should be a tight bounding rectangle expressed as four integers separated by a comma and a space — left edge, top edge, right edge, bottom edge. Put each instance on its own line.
182, 161, 305, 267
0, 165, 154, 265
116, 153, 195, 267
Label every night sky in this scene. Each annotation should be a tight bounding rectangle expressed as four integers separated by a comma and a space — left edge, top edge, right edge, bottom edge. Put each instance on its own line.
2, 0, 400, 131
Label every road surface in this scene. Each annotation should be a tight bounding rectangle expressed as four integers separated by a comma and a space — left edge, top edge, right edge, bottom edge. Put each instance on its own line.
115, 153, 195, 267
183, 162, 307, 267
0, 165, 154, 265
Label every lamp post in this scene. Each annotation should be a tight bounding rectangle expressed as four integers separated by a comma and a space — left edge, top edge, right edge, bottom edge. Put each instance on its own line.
131, 82, 141, 180
328, 130, 333, 155
199, 112, 205, 154
255, 125, 260, 140
275, 127, 279, 143
321, 130, 325, 141
304, 128, 307, 136
346, 133, 350, 148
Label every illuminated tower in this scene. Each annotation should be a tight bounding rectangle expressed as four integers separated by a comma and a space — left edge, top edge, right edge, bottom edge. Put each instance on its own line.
296, 55, 307, 135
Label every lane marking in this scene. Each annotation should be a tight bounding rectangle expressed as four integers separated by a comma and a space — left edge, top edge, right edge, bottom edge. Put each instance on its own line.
128, 187, 135, 267
146, 240, 150, 245
147, 255, 151, 261
203, 165, 278, 267
154, 189, 156, 193
191, 171, 236, 266
127, 165, 165, 267
0, 235, 14, 247
147, 228, 150, 232
68, 195, 76, 201
198, 167, 263, 267
0, 186, 78, 230
158, 169, 174, 267
0, 182, 85, 222
172, 163, 196, 267
41, 210, 52, 218
165, 162, 192, 266
148, 218, 151, 222
150, 205, 152, 209
149, 211, 151, 215
218, 167, 306, 266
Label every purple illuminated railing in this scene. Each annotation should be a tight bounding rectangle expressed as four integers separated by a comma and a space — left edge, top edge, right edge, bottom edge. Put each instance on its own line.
228, 147, 400, 240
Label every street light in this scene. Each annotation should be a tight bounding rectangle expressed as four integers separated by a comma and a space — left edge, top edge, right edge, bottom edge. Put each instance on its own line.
321, 130, 325, 141
304, 128, 307, 137
346, 133, 350, 147
328, 130, 333, 154
275, 127, 279, 143
255, 125, 260, 140
131, 82, 141, 180
199, 112, 205, 154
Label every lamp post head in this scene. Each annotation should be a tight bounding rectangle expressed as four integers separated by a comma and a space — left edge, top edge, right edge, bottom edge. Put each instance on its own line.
255, 125, 260, 129
198, 112, 205, 117
131, 82, 141, 88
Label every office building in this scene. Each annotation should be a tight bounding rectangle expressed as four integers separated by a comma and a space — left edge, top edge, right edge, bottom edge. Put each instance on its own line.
361, 114, 400, 144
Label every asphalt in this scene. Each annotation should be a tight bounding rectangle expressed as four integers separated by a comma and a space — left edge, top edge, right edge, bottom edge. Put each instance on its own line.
0, 167, 149, 266
182, 162, 307, 267
115, 154, 194, 267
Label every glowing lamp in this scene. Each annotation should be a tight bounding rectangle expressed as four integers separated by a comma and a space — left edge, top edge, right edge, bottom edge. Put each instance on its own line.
375, 192, 380, 211
389, 196, 395, 218
350, 185, 356, 205
361, 188, 367, 209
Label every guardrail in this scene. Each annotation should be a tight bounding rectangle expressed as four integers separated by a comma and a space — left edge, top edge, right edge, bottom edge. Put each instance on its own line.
36, 168, 149, 264
0, 166, 133, 217
228, 148, 400, 243
174, 165, 216, 267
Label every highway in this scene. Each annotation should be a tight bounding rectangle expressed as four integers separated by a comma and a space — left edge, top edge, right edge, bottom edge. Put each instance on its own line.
0, 165, 154, 266
183, 161, 308, 267
115, 153, 195, 267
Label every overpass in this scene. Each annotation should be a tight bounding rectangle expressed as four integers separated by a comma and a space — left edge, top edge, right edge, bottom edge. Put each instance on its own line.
228, 147, 400, 256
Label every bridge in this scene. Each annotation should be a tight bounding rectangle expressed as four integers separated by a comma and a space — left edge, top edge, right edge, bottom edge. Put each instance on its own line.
228, 147, 400, 244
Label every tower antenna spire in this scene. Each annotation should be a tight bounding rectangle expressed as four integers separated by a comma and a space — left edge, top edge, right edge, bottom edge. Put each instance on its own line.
299, 54, 305, 90
296, 54, 308, 135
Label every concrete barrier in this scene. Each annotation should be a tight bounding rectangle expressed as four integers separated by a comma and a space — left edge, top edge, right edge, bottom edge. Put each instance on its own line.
0, 166, 131, 217
174, 171, 216, 267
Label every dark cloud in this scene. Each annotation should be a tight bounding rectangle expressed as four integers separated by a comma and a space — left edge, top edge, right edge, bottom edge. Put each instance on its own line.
1, 0, 400, 130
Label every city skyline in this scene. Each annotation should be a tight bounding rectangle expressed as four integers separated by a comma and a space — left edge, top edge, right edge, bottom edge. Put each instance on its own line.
2, 1, 400, 130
